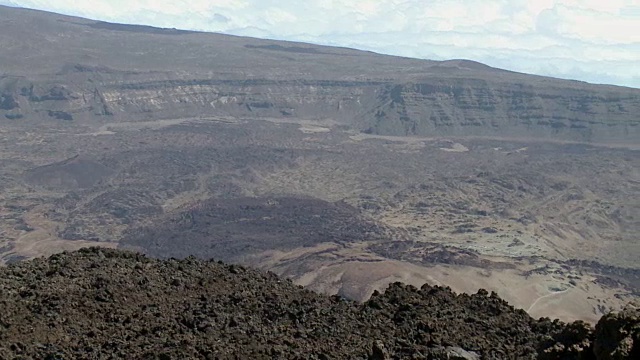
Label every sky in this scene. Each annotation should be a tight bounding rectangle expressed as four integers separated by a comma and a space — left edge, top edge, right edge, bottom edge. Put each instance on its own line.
2, 0, 639, 88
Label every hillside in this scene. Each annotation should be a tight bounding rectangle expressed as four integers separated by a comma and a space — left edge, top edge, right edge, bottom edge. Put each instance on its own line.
0, 248, 638, 359
0, 5, 638, 325
1, 5, 639, 145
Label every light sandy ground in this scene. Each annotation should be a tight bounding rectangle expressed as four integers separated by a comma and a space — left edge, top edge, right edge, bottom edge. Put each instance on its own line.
439, 143, 469, 152
260, 117, 338, 126
3, 207, 116, 264
246, 243, 631, 324
299, 125, 331, 134
348, 132, 640, 150
81, 116, 240, 136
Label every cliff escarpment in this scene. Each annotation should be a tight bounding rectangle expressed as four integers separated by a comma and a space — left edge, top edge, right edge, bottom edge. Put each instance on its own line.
367, 79, 639, 142
0, 5, 639, 145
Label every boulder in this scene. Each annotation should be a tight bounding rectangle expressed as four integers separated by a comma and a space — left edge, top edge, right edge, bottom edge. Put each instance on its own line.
593, 304, 640, 360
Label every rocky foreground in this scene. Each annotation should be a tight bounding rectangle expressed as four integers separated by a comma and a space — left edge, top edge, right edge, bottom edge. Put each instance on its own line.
0, 248, 637, 359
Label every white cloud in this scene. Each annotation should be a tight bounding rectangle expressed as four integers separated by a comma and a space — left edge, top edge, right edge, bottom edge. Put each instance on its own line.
1, 0, 638, 88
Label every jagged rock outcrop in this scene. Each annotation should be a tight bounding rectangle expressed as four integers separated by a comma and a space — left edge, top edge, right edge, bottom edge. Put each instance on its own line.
370, 340, 391, 360
593, 304, 640, 360
538, 320, 595, 360
1, 6, 639, 145
0, 248, 637, 359
536, 304, 640, 360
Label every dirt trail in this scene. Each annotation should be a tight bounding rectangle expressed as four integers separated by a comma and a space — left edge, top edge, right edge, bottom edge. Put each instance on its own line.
528, 289, 569, 312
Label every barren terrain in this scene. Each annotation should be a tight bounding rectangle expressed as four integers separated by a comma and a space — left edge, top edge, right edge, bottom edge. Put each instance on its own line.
0, 5, 638, 324
5, 248, 636, 359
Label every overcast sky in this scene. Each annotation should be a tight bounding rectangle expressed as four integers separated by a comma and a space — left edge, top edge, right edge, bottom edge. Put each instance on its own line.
2, 0, 639, 88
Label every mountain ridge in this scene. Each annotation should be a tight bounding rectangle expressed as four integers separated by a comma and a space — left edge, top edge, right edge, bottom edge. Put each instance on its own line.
1, 5, 639, 145
1, 5, 637, 90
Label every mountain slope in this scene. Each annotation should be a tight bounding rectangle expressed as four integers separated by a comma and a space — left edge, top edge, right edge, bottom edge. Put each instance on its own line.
0, 5, 638, 327
1, 5, 639, 144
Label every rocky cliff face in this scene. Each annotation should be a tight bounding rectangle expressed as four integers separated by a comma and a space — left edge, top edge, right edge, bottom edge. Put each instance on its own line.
1, 6, 639, 145
368, 79, 639, 143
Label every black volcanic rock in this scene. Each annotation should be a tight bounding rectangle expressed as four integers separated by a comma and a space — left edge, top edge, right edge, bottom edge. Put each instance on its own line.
0, 94, 18, 110
23, 155, 113, 190
120, 196, 391, 261
0, 248, 635, 359
593, 305, 640, 359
